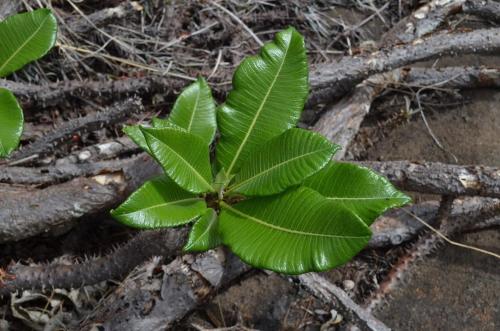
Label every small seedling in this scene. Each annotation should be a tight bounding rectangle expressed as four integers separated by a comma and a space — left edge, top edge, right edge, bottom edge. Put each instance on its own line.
112, 27, 411, 274
0, 9, 57, 157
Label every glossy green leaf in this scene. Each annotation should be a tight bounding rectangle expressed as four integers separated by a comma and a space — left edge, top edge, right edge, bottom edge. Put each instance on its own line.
111, 176, 206, 229
168, 77, 216, 144
123, 120, 184, 154
141, 127, 213, 193
219, 187, 371, 274
227, 128, 338, 196
0, 88, 23, 157
0, 9, 57, 77
184, 208, 222, 252
152, 117, 184, 130
304, 162, 411, 226
217, 27, 309, 175
123, 125, 150, 153
212, 167, 233, 196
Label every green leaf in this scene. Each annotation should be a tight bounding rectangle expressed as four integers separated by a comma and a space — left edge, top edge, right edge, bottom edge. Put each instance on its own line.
151, 117, 184, 130
123, 125, 150, 153
212, 167, 233, 196
184, 208, 222, 252
0, 88, 23, 157
217, 27, 309, 175
111, 176, 206, 229
141, 127, 213, 194
0, 9, 57, 77
219, 187, 371, 274
168, 77, 216, 144
304, 162, 411, 226
123, 120, 184, 154
227, 128, 338, 196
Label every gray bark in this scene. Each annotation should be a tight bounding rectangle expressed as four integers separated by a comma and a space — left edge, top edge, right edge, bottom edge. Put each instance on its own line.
308, 27, 500, 107
362, 160, 500, 199
7, 97, 143, 163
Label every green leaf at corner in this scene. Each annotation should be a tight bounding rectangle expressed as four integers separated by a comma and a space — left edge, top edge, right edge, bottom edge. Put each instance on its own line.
217, 27, 309, 175
123, 120, 184, 154
123, 125, 150, 154
227, 128, 339, 196
0, 9, 58, 77
304, 162, 411, 226
0, 88, 23, 157
184, 208, 222, 252
111, 176, 206, 229
168, 77, 216, 145
219, 186, 371, 274
141, 127, 213, 194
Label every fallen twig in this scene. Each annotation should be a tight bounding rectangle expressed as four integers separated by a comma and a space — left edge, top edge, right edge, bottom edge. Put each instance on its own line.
361, 160, 500, 199
463, 0, 500, 24
365, 196, 500, 311
308, 27, 500, 107
78, 249, 250, 330
0, 76, 185, 110
65, 2, 138, 36
0, 228, 189, 297
0, 158, 136, 186
7, 97, 144, 164
380, 0, 464, 47
298, 273, 390, 331
0, 155, 160, 243
314, 66, 500, 159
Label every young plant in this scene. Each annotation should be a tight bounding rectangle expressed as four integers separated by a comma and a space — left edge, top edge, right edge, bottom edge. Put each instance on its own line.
0, 9, 57, 157
112, 28, 411, 274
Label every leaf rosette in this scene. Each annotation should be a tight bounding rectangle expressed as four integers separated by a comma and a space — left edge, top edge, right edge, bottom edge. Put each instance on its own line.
113, 27, 410, 274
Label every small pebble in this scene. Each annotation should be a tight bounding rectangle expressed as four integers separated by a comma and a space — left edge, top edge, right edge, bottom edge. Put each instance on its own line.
314, 309, 329, 315
343, 279, 355, 291
78, 150, 92, 161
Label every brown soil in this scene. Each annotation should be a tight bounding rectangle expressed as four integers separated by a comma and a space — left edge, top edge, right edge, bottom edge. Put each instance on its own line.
365, 88, 500, 330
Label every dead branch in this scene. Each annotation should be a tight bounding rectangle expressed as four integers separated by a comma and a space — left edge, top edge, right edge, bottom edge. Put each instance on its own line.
65, 2, 138, 35
365, 196, 500, 311
298, 273, 390, 331
380, 0, 464, 47
0, 176, 123, 243
0, 155, 160, 243
79, 250, 250, 330
314, 66, 500, 159
400, 66, 500, 88
463, 0, 500, 24
0, 76, 186, 110
7, 97, 144, 164
0, 158, 135, 186
6, 27, 500, 114
313, 78, 384, 160
361, 160, 500, 199
0, 137, 141, 185
370, 197, 500, 248
308, 27, 500, 107
55, 136, 139, 165
0, 228, 189, 297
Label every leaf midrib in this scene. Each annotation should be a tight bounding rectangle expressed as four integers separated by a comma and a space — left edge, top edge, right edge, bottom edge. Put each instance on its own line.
145, 131, 213, 191
226, 37, 291, 175
222, 202, 369, 239
192, 210, 217, 245
115, 197, 202, 217
186, 85, 201, 132
0, 13, 50, 75
228, 147, 331, 192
